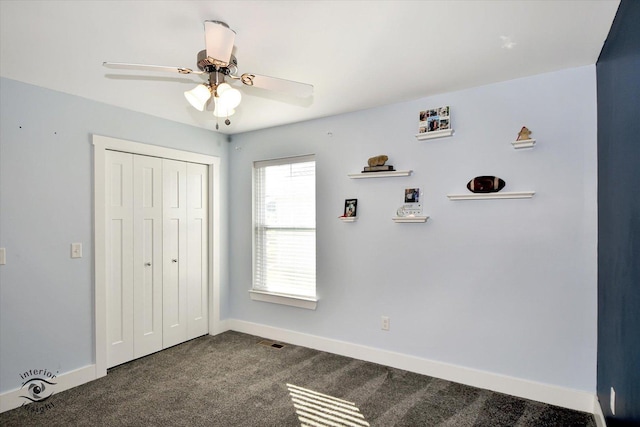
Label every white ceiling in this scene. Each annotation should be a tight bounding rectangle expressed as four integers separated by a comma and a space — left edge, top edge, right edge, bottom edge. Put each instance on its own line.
0, 0, 620, 135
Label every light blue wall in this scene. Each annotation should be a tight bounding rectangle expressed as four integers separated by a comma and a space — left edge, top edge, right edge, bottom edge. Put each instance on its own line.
228, 66, 598, 392
0, 77, 229, 393
1, 65, 599, 396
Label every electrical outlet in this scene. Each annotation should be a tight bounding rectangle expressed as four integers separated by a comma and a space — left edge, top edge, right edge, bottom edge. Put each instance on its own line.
381, 316, 390, 331
610, 386, 616, 415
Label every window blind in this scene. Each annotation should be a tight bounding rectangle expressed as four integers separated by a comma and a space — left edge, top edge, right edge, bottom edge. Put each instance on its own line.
253, 155, 316, 298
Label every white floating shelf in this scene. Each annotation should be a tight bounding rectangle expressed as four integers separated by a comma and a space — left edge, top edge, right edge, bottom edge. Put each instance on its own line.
447, 191, 535, 201
339, 216, 357, 222
511, 139, 536, 149
392, 216, 429, 223
415, 129, 454, 140
348, 170, 412, 179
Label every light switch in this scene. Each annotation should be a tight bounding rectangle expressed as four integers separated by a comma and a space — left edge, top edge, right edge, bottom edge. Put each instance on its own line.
0, 248, 5, 265
71, 243, 82, 259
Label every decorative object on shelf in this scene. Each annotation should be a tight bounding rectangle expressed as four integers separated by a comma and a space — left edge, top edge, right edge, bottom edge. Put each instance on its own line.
339, 199, 358, 221
368, 155, 388, 166
405, 187, 420, 203
416, 105, 454, 140
363, 155, 394, 172
466, 176, 506, 193
517, 126, 532, 140
419, 106, 450, 133
342, 199, 357, 218
396, 187, 423, 217
512, 126, 536, 149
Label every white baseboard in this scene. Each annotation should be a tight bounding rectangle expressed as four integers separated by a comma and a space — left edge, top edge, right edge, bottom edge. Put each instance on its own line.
0, 364, 96, 413
1, 323, 600, 417
226, 319, 596, 414
593, 396, 608, 427
210, 318, 231, 335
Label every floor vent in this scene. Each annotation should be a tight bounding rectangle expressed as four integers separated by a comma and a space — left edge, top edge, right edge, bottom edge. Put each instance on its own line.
258, 340, 285, 349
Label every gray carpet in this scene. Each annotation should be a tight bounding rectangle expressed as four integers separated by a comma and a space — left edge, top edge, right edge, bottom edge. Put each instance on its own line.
0, 331, 596, 426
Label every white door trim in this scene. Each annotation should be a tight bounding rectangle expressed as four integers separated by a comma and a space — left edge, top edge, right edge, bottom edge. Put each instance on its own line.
93, 134, 221, 378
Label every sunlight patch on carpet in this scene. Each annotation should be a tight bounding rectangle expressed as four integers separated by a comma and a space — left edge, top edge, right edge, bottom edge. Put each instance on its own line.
286, 383, 370, 427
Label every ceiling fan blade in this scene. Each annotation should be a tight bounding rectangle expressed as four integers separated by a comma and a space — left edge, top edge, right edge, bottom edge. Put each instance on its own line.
103, 62, 204, 75
204, 21, 235, 66
240, 73, 313, 98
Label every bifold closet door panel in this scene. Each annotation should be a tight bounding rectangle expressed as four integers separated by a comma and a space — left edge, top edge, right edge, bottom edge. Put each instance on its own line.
106, 151, 134, 368
106, 151, 210, 366
133, 155, 163, 358
162, 159, 188, 348
187, 162, 209, 339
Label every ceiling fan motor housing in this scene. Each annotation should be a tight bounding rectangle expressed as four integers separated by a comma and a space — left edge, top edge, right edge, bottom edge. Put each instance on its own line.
197, 50, 237, 74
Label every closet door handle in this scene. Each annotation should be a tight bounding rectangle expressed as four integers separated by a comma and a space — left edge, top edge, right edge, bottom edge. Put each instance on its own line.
145, 262, 152, 267
172, 259, 178, 263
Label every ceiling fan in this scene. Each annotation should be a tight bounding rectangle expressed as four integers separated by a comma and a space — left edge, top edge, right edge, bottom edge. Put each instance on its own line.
103, 20, 313, 129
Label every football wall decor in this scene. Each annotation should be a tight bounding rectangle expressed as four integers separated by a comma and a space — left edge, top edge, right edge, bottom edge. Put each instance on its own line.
466, 176, 506, 193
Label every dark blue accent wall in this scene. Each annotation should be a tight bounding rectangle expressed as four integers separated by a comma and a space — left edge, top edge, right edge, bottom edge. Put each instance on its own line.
597, 0, 640, 425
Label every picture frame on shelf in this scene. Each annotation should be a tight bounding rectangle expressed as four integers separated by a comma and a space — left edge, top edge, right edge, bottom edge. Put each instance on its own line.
404, 188, 420, 203
397, 188, 423, 217
418, 106, 450, 134
343, 199, 357, 217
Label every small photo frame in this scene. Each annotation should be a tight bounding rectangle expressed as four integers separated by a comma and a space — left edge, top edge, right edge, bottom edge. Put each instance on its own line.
398, 188, 423, 216
404, 188, 420, 203
344, 199, 357, 217
418, 105, 450, 133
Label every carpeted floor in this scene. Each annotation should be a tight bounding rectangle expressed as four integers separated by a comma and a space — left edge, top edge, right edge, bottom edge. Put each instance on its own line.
0, 331, 596, 426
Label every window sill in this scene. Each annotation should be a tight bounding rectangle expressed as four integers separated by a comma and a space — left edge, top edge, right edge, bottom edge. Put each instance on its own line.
249, 290, 318, 310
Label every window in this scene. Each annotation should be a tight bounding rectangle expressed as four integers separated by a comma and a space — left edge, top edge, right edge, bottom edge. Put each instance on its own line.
251, 155, 316, 309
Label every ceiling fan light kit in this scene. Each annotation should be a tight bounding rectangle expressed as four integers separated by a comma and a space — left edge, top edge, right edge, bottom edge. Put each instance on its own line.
184, 81, 241, 118
103, 20, 313, 129
213, 98, 235, 119
215, 83, 241, 110
184, 84, 212, 111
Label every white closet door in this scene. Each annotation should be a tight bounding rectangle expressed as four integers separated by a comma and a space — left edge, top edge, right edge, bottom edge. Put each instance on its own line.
106, 151, 209, 366
162, 159, 188, 348
106, 151, 134, 367
187, 163, 209, 339
133, 155, 163, 358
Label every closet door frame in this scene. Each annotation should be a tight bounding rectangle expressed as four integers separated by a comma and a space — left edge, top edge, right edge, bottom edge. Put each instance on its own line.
93, 134, 221, 378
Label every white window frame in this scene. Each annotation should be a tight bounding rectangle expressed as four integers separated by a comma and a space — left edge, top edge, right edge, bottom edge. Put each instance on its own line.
249, 154, 317, 310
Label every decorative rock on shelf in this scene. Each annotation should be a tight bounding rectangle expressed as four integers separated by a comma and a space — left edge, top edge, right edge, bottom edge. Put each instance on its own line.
363, 155, 394, 172
367, 155, 389, 166
467, 176, 506, 193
